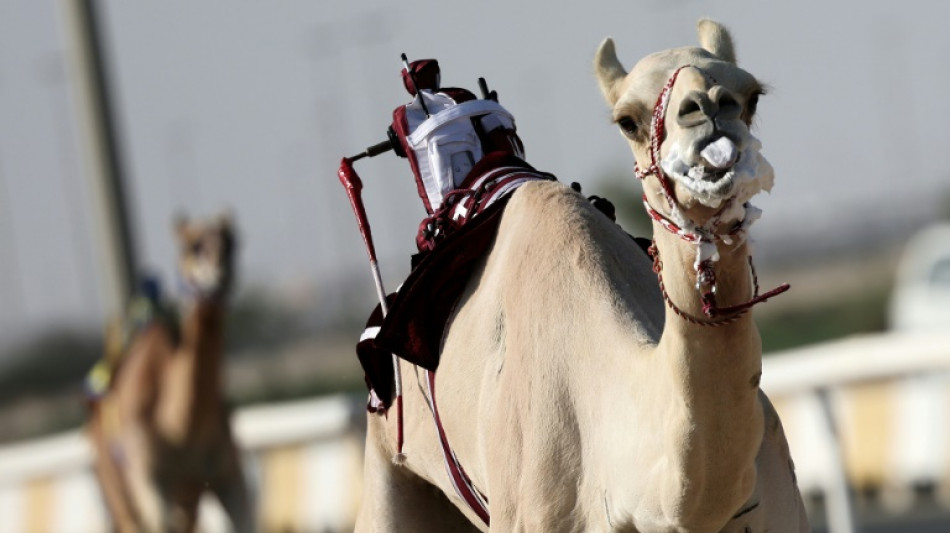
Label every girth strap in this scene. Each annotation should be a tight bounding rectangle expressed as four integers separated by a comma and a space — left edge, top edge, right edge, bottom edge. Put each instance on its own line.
425, 370, 490, 526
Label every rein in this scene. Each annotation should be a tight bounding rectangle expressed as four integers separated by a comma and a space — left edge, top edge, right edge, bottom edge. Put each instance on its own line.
636, 65, 788, 326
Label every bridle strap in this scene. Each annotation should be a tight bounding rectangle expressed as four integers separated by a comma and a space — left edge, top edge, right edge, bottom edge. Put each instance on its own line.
647, 241, 790, 326
635, 65, 693, 207
638, 66, 789, 325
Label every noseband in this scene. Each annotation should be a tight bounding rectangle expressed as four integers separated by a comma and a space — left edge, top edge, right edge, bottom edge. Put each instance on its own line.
635, 65, 789, 326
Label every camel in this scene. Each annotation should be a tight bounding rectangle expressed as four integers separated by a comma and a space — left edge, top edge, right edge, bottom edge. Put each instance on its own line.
354, 19, 809, 533
86, 213, 254, 533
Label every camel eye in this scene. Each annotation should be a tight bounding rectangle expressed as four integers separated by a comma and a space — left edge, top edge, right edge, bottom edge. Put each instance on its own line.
617, 117, 638, 138
743, 91, 761, 123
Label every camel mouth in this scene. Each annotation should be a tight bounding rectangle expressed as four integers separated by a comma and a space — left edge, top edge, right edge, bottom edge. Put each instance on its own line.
660, 147, 739, 205
694, 166, 739, 200
695, 163, 735, 184
659, 134, 773, 211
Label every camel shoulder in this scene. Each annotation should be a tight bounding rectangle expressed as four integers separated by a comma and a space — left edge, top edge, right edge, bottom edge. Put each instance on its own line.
112, 323, 177, 400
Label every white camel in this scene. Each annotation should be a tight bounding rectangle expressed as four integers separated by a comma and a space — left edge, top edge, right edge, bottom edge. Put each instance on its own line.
355, 19, 809, 532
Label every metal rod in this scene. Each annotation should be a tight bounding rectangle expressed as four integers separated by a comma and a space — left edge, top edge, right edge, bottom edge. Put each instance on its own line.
401, 53, 430, 117
347, 139, 393, 163
337, 157, 405, 460
60, 0, 138, 313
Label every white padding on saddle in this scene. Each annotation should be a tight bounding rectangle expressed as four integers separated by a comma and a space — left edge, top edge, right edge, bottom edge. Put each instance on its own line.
360, 326, 380, 343
405, 96, 515, 210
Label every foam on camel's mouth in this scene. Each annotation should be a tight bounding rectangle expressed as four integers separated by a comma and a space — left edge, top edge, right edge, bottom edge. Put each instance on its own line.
660, 134, 773, 211
699, 166, 732, 183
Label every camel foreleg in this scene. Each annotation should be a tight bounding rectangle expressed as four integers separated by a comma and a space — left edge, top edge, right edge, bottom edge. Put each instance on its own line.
87, 411, 140, 532
355, 414, 482, 533
121, 427, 174, 532
210, 436, 256, 533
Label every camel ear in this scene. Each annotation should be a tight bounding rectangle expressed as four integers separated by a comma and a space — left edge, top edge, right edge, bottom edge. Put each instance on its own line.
697, 19, 736, 64
173, 212, 189, 240
594, 38, 627, 105
216, 209, 235, 232
215, 209, 239, 248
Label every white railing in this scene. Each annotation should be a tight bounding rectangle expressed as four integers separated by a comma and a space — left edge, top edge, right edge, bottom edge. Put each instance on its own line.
762, 331, 950, 533
0, 393, 366, 533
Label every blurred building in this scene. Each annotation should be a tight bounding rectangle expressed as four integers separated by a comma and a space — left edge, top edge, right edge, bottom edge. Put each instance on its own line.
889, 223, 950, 332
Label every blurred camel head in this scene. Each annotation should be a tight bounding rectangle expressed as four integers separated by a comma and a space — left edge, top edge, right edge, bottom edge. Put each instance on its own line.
174, 212, 237, 300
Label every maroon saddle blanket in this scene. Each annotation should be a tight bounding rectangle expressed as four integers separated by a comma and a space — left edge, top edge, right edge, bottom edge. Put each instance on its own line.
356, 153, 554, 407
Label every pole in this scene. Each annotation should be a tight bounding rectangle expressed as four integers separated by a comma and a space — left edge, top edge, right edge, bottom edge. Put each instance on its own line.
59, 0, 137, 313
338, 157, 405, 463
816, 387, 858, 533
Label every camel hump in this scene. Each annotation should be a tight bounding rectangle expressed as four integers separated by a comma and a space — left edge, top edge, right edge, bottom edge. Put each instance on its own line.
504, 180, 619, 239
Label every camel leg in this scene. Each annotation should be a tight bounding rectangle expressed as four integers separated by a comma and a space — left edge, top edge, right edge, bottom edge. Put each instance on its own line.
355, 415, 481, 533
87, 412, 140, 532
166, 488, 202, 533
209, 436, 256, 533
122, 429, 171, 532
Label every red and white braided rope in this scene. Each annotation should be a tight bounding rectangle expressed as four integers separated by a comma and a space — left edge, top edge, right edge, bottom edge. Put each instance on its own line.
637, 65, 789, 325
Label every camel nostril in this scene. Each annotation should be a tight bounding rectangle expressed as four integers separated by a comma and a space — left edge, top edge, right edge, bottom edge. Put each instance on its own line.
677, 91, 715, 127
679, 98, 701, 118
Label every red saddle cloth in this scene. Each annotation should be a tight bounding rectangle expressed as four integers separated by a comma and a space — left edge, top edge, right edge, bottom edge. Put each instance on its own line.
356, 153, 555, 408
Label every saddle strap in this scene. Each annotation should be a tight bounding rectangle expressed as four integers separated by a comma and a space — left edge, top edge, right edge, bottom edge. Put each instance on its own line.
425, 370, 490, 526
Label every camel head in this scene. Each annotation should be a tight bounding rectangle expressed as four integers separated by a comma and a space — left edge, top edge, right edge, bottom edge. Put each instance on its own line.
595, 19, 773, 229
174, 212, 237, 301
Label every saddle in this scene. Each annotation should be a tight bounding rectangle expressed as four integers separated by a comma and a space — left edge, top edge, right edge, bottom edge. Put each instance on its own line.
357, 152, 554, 407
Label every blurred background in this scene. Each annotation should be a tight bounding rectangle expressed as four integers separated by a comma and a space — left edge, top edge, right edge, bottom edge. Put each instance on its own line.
1, 1, 949, 532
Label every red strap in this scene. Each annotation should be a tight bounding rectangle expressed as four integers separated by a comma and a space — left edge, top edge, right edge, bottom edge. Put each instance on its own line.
425, 370, 490, 525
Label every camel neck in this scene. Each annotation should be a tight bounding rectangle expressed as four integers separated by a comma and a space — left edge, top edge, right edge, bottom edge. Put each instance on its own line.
180, 298, 226, 359
644, 220, 764, 520
651, 219, 757, 329
176, 299, 227, 420
650, 221, 763, 394
158, 300, 227, 446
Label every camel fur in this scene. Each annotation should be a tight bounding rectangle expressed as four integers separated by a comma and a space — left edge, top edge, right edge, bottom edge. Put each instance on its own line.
355, 19, 809, 533
86, 213, 254, 533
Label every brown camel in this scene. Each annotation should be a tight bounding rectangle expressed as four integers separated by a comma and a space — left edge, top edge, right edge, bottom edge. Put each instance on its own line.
86, 213, 254, 532
354, 20, 809, 532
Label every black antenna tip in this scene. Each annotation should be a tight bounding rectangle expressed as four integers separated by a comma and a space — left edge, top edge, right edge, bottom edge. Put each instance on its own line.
478, 77, 490, 99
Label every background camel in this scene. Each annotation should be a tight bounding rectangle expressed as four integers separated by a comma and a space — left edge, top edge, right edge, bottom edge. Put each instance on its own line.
355, 19, 808, 533
86, 213, 253, 532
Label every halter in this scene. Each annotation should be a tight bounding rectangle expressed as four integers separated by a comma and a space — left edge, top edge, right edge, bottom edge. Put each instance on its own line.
635, 65, 789, 326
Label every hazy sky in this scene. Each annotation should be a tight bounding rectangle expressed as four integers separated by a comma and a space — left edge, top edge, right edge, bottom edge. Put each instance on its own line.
2, 1, 949, 346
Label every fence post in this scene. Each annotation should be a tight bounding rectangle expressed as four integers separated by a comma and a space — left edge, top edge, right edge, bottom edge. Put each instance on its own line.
816, 387, 858, 533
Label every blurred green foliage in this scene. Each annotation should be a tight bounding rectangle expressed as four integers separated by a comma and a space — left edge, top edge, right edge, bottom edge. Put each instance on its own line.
0, 328, 100, 405
590, 173, 653, 239
0, 293, 363, 443
756, 285, 890, 353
